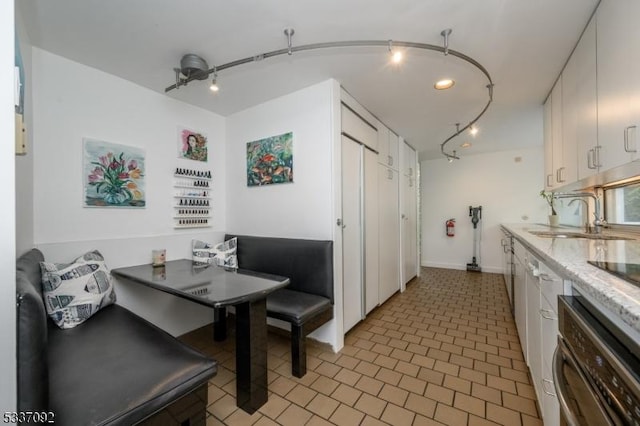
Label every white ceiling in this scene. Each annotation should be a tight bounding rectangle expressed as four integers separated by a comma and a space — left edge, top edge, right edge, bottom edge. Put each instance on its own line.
17, 0, 599, 160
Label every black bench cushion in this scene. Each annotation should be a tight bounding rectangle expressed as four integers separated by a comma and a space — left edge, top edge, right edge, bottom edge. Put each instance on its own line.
225, 234, 334, 301
266, 289, 332, 326
47, 304, 217, 426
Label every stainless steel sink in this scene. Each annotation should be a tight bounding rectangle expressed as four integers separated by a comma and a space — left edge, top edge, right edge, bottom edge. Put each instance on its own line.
528, 230, 634, 240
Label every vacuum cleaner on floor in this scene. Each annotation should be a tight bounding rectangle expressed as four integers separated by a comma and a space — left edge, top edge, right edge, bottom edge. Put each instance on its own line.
467, 206, 482, 272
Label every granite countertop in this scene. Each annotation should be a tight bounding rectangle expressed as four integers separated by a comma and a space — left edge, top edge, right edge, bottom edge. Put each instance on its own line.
501, 223, 640, 336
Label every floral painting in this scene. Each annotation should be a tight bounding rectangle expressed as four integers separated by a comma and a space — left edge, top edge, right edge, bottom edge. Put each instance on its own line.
83, 139, 145, 208
178, 127, 208, 162
246, 132, 293, 187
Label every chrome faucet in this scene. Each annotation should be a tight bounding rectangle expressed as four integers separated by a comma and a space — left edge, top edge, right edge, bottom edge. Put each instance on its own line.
553, 192, 605, 234
568, 198, 590, 233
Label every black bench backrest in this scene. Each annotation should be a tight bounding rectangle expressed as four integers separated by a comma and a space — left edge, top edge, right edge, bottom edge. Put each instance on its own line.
225, 235, 334, 302
16, 248, 50, 413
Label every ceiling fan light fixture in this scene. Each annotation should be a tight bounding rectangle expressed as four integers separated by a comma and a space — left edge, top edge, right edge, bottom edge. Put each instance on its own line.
434, 79, 455, 90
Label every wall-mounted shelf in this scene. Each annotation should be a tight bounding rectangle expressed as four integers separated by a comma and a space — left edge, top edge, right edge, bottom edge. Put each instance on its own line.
173, 167, 212, 229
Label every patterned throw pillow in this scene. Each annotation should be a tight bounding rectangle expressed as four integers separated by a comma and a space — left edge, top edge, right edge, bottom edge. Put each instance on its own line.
40, 250, 116, 329
192, 238, 238, 269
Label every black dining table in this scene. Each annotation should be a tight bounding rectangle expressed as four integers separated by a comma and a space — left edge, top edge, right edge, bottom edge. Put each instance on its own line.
111, 259, 289, 414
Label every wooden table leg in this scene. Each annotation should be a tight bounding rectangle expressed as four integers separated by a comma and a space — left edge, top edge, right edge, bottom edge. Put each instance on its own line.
213, 307, 227, 341
235, 299, 268, 414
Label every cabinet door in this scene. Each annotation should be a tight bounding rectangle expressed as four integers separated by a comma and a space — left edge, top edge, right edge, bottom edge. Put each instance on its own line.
388, 131, 399, 171
401, 173, 417, 285
377, 123, 390, 166
513, 252, 527, 356
525, 268, 543, 405
561, 50, 578, 184
378, 164, 400, 303
342, 137, 363, 332
596, 0, 636, 171
543, 97, 555, 190
540, 296, 560, 426
551, 79, 564, 186
364, 148, 379, 314
342, 104, 377, 151
576, 18, 599, 179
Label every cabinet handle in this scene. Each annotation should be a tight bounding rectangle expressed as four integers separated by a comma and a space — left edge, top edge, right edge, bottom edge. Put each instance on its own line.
541, 378, 557, 397
388, 155, 393, 166
587, 149, 596, 170
539, 273, 555, 282
624, 125, 637, 153
594, 145, 603, 167
546, 174, 553, 187
557, 167, 566, 183
540, 309, 557, 320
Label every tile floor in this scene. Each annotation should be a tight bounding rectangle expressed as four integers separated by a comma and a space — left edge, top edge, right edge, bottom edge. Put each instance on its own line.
179, 267, 543, 425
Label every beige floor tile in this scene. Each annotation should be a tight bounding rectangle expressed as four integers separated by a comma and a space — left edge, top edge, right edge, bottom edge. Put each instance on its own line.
306, 393, 339, 419
434, 403, 469, 426
378, 383, 409, 406
257, 394, 290, 420
486, 402, 522, 426
181, 268, 543, 425
276, 403, 313, 426
404, 392, 437, 418
354, 392, 387, 418
329, 403, 365, 426
331, 383, 362, 407
380, 403, 415, 426
454, 392, 486, 418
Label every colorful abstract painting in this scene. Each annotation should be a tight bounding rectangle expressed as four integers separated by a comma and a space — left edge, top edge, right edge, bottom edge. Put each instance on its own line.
246, 132, 293, 187
178, 127, 208, 162
83, 139, 146, 208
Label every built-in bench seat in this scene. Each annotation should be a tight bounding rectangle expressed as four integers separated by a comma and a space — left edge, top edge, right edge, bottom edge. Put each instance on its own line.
16, 248, 217, 426
226, 234, 334, 378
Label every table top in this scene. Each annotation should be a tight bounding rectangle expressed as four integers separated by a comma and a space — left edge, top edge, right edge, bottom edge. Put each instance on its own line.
112, 259, 289, 308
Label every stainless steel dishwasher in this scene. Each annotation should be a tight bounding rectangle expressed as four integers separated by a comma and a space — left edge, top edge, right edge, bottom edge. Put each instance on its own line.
554, 293, 640, 425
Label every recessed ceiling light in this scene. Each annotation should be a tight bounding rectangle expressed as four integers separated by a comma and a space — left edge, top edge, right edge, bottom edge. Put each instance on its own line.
434, 79, 455, 90
460, 142, 472, 148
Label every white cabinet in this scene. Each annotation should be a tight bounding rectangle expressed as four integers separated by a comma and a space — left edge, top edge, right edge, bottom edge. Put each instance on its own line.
513, 240, 527, 356
543, 97, 555, 190
400, 142, 418, 286
596, 0, 640, 171
551, 79, 566, 186
341, 133, 379, 331
574, 18, 599, 180
520, 246, 564, 426
377, 123, 399, 171
342, 104, 377, 152
378, 163, 400, 303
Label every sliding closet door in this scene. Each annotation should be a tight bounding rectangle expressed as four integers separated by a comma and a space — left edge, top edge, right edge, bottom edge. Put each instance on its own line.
341, 136, 363, 332
364, 148, 379, 314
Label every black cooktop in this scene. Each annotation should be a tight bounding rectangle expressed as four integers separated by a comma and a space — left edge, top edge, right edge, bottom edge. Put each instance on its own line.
587, 260, 640, 288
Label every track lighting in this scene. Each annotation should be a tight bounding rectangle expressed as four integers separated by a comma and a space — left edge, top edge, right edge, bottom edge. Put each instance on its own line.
209, 67, 219, 92
469, 126, 478, 136
166, 28, 494, 162
388, 40, 403, 64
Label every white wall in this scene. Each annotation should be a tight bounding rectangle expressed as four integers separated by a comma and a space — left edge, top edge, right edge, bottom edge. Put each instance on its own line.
226, 79, 339, 349
2, 0, 16, 413
421, 147, 547, 272
226, 80, 335, 240
31, 48, 227, 335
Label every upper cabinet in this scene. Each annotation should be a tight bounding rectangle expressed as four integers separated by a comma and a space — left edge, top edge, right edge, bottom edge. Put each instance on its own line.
544, 0, 640, 188
596, 0, 640, 170
377, 122, 399, 170
341, 104, 378, 150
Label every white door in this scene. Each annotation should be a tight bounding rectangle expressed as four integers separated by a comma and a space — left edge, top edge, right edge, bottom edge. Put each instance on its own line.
402, 173, 417, 284
364, 148, 379, 314
378, 164, 400, 303
342, 136, 363, 332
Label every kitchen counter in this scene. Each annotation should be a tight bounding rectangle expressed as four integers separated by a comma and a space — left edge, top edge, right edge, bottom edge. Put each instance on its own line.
501, 223, 640, 336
